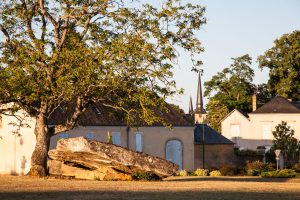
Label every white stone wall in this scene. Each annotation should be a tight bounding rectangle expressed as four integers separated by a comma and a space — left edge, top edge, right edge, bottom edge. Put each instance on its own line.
0, 111, 36, 175
221, 110, 300, 150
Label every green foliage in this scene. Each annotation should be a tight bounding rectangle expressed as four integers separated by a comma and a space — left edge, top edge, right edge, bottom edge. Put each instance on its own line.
219, 164, 238, 176
209, 170, 222, 177
0, 0, 206, 127
260, 169, 297, 178
194, 168, 209, 176
258, 30, 300, 100
107, 131, 112, 144
245, 161, 274, 176
272, 121, 300, 166
234, 149, 260, 157
206, 99, 229, 132
204, 54, 255, 114
292, 163, 300, 173
177, 170, 188, 176
133, 171, 160, 181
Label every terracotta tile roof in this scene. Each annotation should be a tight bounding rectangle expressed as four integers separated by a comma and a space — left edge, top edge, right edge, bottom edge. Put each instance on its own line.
48, 103, 193, 126
251, 96, 300, 114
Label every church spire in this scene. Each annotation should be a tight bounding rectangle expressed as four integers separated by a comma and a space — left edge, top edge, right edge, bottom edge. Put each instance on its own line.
189, 95, 193, 115
194, 70, 207, 124
196, 71, 205, 113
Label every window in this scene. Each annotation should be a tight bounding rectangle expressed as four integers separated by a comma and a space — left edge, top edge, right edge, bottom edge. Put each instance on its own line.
112, 132, 121, 145
166, 140, 183, 171
85, 133, 95, 140
230, 124, 240, 137
262, 124, 272, 139
59, 132, 69, 139
135, 132, 143, 152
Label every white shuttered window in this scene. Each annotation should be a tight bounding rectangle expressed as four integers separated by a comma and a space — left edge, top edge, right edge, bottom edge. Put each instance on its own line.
262, 124, 272, 139
135, 132, 143, 152
230, 124, 240, 137
112, 132, 121, 145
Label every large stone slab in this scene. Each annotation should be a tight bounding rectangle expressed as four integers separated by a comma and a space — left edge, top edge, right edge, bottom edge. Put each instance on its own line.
48, 137, 178, 180
47, 160, 132, 181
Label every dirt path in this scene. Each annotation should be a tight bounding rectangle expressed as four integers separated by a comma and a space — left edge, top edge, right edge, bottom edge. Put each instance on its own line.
0, 175, 300, 200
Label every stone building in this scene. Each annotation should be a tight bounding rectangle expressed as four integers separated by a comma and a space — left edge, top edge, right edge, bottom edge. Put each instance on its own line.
0, 73, 234, 175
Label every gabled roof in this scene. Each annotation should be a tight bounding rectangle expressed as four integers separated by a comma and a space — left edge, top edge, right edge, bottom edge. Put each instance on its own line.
194, 124, 234, 144
251, 96, 300, 114
221, 108, 249, 123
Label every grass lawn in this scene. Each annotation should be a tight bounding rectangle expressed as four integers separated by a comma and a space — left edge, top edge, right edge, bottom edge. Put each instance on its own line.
0, 175, 300, 200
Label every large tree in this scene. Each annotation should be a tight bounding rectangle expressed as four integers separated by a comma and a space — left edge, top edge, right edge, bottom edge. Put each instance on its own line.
0, 0, 206, 176
258, 30, 300, 100
206, 99, 228, 132
204, 54, 255, 114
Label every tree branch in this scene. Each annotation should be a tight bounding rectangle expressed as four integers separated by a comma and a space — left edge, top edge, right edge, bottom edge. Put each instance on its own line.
0, 24, 10, 42
20, 0, 40, 48
52, 96, 89, 135
39, 0, 60, 46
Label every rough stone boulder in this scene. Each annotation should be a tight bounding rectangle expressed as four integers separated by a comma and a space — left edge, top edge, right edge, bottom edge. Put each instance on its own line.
48, 137, 178, 180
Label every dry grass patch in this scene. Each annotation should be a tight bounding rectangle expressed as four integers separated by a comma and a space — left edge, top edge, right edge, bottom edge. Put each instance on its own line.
0, 175, 300, 200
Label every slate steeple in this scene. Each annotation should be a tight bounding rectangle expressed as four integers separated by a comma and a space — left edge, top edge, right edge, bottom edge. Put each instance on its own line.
194, 70, 207, 123
195, 71, 205, 113
189, 96, 194, 115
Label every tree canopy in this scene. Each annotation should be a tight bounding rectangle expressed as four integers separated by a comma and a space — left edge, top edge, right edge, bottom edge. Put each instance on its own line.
258, 30, 300, 100
203, 55, 256, 131
0, 0, 206, 176
272, 121, 300, 167
204, 54, 255, 113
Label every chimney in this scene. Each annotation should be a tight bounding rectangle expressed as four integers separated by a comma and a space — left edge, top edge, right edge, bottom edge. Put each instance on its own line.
252, 94, 257, 111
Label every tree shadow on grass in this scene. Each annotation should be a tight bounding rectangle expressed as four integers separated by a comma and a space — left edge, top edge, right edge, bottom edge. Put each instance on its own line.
164, 176, 300, 183
0, 190, 299, 200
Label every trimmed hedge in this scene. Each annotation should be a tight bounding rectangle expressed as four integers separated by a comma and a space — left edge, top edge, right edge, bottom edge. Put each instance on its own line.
260, 169, 297, 178
194, 168, 209, 176
210, 170, 222, 177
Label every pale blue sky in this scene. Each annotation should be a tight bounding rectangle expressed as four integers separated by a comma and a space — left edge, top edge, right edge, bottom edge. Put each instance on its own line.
166, 0, 300, 112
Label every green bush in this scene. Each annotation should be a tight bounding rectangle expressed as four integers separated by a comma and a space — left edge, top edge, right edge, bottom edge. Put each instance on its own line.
292, 163, 300, 173
219, 164, 237, 176
194, 168, 209, 176
209, 170, 222, 177
133, 171, 160, 181
177, 170, 188, 176
245, 160, 274, 176
261, 169, 297, 178
234, 149, 260, 157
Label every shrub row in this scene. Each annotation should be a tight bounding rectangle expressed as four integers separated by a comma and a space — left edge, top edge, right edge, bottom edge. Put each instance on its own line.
260, 169, 297, 178
176, 169, 222, 177
175, 161, 300, 178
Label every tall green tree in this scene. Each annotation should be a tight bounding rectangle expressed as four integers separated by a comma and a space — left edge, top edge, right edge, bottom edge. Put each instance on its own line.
204, 54, 255, 114
272, 121, 300, 167
0, 0, 206, 176
206, 99, 228, 132
258, 30, 300, 100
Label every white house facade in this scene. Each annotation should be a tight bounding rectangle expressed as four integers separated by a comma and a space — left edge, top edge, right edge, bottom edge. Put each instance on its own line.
221, 96, 300, 151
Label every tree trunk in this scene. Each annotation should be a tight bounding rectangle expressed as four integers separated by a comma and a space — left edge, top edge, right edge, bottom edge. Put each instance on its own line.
27, 113, 50, 177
